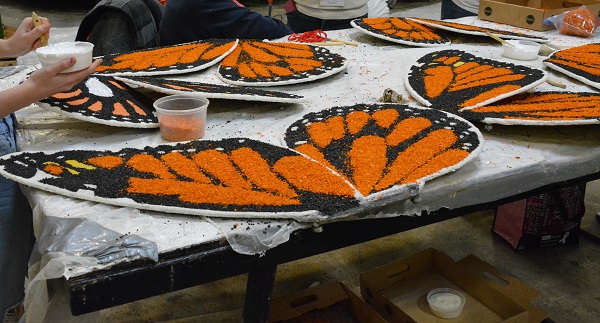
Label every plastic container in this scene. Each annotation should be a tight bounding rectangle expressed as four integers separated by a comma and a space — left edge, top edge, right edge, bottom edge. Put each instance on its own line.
36, 41, 94, 73
153, 94, 209, 142
502, 40, 541, 61
426, 288, 466, 319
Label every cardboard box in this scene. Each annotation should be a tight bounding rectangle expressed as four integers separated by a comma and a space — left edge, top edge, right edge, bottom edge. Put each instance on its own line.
360, 248, 547, 323
478, 0, 600, 31
269, 282, 386, 323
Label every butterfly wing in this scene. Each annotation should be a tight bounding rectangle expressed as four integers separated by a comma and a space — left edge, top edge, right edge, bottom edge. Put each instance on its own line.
406, 50, 547, 112
94, 39, 238, 76
0, 138, 361, 221
284, 103, 483, 203
350, 17, 451, 47
218, 40, 347, 86
459, 91, 600, 125
543, 43, 600, 90
409, 18, 549, 43
37, 75, 158, 128
115, 76, 305, 103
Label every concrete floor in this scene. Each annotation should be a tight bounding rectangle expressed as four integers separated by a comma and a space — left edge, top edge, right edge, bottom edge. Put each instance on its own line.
2, 1, 600, 322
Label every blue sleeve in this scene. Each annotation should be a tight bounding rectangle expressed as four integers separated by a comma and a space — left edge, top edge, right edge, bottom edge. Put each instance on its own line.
159, 0, 293, 46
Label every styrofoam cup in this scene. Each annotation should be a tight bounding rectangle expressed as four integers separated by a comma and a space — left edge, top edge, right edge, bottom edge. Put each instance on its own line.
153, 95, 209, 142
36, 41, 94, 73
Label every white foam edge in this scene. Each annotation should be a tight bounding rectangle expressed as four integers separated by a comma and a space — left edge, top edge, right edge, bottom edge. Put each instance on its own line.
114, 76, 306, 104
543, 61, 600, 91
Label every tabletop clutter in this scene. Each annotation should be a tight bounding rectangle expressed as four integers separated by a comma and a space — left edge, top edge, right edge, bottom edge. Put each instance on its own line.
2, 6, 600, 321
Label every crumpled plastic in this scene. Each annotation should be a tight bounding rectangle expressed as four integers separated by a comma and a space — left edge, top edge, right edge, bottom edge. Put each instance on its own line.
31, 216, 159, 265
22, 216, 159, 323
543, 5, 600, 38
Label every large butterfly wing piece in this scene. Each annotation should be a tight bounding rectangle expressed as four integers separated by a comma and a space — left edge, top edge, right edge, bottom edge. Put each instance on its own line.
458, 91, 600, 125
283, 103, 483, 205
408, 18, 549, 43
543, 43, 600, 91
36, 75, 158, 128
0, 104, 484, 222
0, 138, 361, 222
114, 76, 305, 104
405, 50, 547, 112
94, 39, 238, 76
350, 17, 451, 47
217, 40, 347, 86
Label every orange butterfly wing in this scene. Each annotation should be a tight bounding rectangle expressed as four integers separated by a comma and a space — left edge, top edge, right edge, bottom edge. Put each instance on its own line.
37, 76, 157, 128
218, 40, 347, 86
95, 40, 238, 76
284, 103, 483, 197
544, 43, 600, 90
407, 50, 547, 111
459, 91, 600, 125
0, 139, 360, 219
351, 17, 450, 47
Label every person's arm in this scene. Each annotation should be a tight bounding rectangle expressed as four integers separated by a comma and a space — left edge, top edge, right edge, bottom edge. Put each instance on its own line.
0, 57, 102, 119
0, 17, 50, 59
160, 0, 293, 45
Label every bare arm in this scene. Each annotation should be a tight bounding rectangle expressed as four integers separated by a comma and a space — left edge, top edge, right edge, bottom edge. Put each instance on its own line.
0, 17, 50, 59
0, 57, 102, 119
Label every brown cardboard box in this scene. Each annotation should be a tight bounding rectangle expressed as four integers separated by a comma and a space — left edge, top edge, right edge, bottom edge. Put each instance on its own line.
478, 0, 600, 31
269, 282, 386, 323
360, 248, 547, 323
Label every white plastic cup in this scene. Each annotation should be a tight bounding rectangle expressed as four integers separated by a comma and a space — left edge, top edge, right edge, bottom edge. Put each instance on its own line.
426, 288, 466, 319
153, 95, 209, 142
36, 41, 94, 73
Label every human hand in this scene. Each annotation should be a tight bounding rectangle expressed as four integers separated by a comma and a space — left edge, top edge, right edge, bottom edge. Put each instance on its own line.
27, 57, 103, 100
0, 16, 50, 58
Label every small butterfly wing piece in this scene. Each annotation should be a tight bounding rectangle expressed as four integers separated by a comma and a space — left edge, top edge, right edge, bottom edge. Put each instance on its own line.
350, 17, 451, 47
406, 50, 547, 112
283, 103, 483, 202
37, 75, 158, 128
114, 76, 305, 103
543, 43, 600, 90
94, 39, 238, 76
218, 40, 347, 86
458, 91, 600, 125
408, 18, 549, 43
0, 138, 362, 221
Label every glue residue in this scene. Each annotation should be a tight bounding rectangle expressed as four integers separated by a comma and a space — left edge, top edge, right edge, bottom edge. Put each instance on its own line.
36, 42, 93, 56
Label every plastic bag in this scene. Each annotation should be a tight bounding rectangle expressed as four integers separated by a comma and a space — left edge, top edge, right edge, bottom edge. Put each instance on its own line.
543, 5, 600, 38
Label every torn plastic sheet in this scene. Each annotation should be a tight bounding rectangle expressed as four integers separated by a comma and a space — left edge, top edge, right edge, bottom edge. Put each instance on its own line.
206, 217, 312, 255
25, 253, 100, 323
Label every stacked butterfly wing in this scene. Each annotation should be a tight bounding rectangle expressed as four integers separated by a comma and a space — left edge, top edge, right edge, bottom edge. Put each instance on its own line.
351, 17, 600, 125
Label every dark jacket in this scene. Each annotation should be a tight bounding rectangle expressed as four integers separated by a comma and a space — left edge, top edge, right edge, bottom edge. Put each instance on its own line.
159, 0, 293, 45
